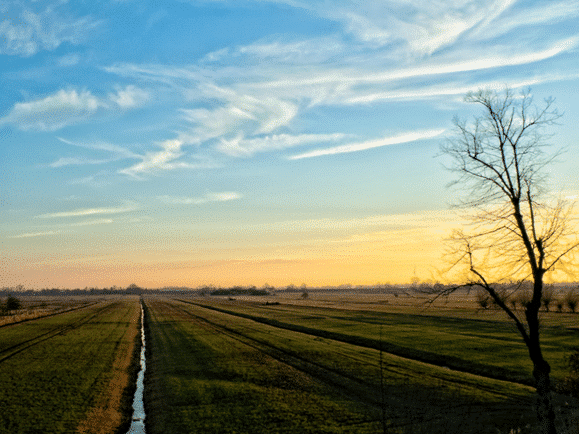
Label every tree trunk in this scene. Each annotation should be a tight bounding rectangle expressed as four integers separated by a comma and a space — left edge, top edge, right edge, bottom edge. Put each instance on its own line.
533, 360, 557, 434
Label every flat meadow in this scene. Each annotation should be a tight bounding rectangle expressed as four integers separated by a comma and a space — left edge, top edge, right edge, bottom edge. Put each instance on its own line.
142, 292, 579, 433
1, 290, 577, 433
0, 296, 141, 434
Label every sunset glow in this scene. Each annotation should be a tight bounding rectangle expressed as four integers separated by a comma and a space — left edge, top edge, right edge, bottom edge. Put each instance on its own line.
2, 0, 579, 289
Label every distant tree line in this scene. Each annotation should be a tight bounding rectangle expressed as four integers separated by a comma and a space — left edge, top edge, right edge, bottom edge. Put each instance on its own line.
470, 282, 579, 314
207, 286, 270, 297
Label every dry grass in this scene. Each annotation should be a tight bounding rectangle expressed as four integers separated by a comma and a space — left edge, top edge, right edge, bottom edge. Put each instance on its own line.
76, 300, 141, 434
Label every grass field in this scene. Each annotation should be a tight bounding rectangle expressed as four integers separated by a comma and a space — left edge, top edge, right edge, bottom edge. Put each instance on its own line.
2, 292, 577, 433
0, 297, 141, 434
142, 295, 579, 433
0, 296, 97, 327
176, 293, 579, 385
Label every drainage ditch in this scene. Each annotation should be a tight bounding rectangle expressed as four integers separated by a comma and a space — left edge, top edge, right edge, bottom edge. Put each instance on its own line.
126, 302, 146, 434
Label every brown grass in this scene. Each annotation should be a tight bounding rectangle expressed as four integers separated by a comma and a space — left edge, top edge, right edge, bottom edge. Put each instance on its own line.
76, 302, 140, 434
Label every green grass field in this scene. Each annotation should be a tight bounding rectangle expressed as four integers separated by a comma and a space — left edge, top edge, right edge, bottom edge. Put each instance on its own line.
178, 295, 579, 385
0, 297, 141, 434
2, 293, 577, 433
143, 296, 579, 433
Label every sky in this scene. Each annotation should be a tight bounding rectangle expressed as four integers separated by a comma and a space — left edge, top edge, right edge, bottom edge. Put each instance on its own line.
1, 0, 579, 289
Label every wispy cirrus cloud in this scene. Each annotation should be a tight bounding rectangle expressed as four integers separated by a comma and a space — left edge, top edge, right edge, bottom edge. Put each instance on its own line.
57, 137, 142, 160
69, 219, 114, 226
108, 85, 150, 108
0, 85, 151, 132
158, 192, 242, 205
49, 138, 143, 173
288, 129, 445, 160
0, 3, 100, 57
9, 230, 61, 239
36, 203, 138, 219
100, 0, 579, 179
182, 87, 298, 138
117, 137, 220, 179
216, 133, 347, 157
0, 89, 103, 131
49, 157, 112, 168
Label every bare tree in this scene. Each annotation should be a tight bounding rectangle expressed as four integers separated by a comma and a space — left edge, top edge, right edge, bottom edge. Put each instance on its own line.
440, 88, 578, 434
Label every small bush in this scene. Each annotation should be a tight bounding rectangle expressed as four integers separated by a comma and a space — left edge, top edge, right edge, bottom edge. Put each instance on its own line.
476, 291, 490, 309
564, 291, 578, 313
541, 285, 555, 312
6, 295, 22, 312
516, 290, 532, 310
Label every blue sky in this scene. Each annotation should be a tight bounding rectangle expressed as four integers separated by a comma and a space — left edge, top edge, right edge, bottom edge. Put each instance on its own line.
1, 0, 579, 288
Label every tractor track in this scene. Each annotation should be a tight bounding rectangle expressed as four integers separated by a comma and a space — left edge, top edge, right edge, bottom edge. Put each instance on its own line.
157, 299, 533, 430
174, 298, 535, 403
0, 302, 118, 365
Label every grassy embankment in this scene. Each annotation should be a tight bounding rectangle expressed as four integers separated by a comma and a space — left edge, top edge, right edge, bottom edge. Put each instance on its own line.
0, 297, 141, 434
180, 296, 579, 385
143, 297, 550, 434
0, 297, 97, 327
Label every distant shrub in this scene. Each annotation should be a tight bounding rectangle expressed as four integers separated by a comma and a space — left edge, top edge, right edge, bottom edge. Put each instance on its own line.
516, 290, 532, 310
564, 291, 578, 313
541, 285, 555, 312
475, 291, 490, 310
6, 295, 22, 312
509, 299, 517, 311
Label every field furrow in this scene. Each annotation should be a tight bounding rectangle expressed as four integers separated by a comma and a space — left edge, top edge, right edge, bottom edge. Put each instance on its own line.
143, 297, 555, 433
176, 297, 578, 385
0, 297, 141, 434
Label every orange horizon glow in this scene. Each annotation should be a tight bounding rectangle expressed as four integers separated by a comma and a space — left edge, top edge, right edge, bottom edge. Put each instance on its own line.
4, 207, 578, 290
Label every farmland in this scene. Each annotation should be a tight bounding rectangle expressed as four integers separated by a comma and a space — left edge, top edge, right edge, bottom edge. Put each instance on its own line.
1, 290, 577, 433
142, 294, 579, 433
0, 297, 141, 434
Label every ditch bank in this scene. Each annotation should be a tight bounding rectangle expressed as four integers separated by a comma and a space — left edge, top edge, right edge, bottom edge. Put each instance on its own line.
125, 300, 147, 434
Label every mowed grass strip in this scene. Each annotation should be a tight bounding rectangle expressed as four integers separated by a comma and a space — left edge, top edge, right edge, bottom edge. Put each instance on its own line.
145, 297, 539, 434
180, 297, 579, 385
144, 297, 381, 434
0, 297, 141, 434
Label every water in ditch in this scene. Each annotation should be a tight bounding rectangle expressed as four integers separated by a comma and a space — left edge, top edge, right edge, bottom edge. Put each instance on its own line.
127, 303, 146, 434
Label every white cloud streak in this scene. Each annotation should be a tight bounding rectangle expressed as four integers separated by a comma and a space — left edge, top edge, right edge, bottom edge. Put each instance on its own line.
158, 192, 242, 205
69, 219, 114, 226
57, 137, 142, 160
216, 133, 347, 157
0, 5, 100, 57
288, 129, 445, 160
36, 203, 138, 219
108, 85, 150, 108
49, 157, 111, 168
9, 230, 61, 239
99, 0, 579, 179
0, 89, 103, 131
117, 138, 217, 178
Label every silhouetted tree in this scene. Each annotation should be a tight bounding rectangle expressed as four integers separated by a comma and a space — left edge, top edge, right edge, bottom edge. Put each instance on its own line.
439, 88, 578, 434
